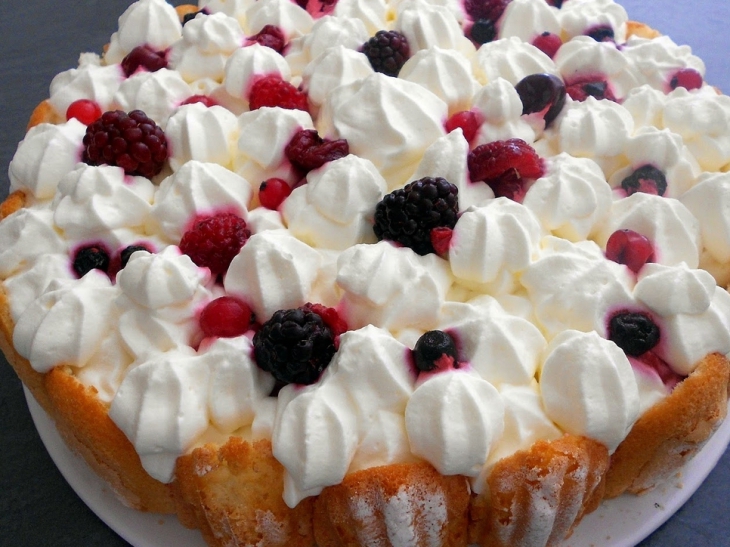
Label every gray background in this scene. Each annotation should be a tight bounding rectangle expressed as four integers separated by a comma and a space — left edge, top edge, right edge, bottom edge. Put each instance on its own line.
0, 1, 728, 545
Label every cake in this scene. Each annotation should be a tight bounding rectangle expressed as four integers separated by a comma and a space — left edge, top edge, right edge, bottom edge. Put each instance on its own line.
2, 1, 730, 546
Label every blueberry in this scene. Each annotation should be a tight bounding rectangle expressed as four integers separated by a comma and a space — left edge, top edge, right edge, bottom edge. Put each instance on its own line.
470, 19, 497, 45
72, 245, 110, 278
608, 312, 660, 357
413, 330, 459, 372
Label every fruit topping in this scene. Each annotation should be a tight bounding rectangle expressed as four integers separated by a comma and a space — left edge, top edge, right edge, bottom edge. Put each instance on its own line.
464, 0, 511, 21
179, 212, 251, 277
72, 244, 111, 278
470, 19, 498, 45
248, 75, 309, 112
468, 138, 544, 202
119, 244, 151, 270
66, 99, 102, 125
200, 296, 253, 338
180, 95, 219, 107
586, 25, 615, 42
565, 78, 616, 102
121, 45, 168, 77
296, 0, 339, 17
361, 30, 411, 77
608, 311, 660, 357
253, 306, 336, 385
669, 68, 703, 91
445, 110, 482, 143
285, 129, 349, 175
413, 330, 459, 373
531, 32, 563, 59
182, 9, 207, 25
247, 25, 287, 54
620, 164, 668, 197
430, 226, 454, 258
373, 177, 459, 256
301, 302, 348, 347
605, 229, 654, 273
515, 73, 566, 127
545, 0, 563, 7
82, 110, 168, 178
258, 177, 293, 209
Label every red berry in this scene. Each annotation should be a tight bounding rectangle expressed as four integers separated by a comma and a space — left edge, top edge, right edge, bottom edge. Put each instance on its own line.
180, 94, 219, 107
468, 138, 544, 201
430, 227, 453, 257
121, 45, 168, 77
249, 75, 309, 112
66, 99, 103, 125
444, 110, 482, 143
464, 0, 511, 21
259, 178, 292, 209
565, 77, 617, 102
200, 296, 252, 338
605, 229, 654, 274
532, 32, 562, 59
179, 213, 251, 276
669, 68, 703, 91
247, 25, 286, 53
285, 129, 349, 175
82, 110, 168, 178
302, 302, 348, 343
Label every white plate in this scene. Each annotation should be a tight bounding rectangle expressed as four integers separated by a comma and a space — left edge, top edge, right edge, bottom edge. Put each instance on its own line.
25, 387, 730, 547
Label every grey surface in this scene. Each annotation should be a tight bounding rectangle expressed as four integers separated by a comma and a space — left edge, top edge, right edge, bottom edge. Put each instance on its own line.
0, 1, 728, 546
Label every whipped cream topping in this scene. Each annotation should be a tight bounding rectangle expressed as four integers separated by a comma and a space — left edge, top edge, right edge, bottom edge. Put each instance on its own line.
559, 0, 628, 42
499, 0, 561, 43
113, 69, 194, 126
49, 63, 125, 121
0, 208, 68, 278
223, 43, 291, 101
472, 37, 558, 86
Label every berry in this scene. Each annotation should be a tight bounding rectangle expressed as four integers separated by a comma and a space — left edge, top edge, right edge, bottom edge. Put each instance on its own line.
669, 68, 703, 91
248, 25, 286, 53
82, 110, 168, 178
468, 138, 544, 201
532, 32, 562, 59
586, 25, 615, 42
180, 94, 219, 107
200, 296, 252, 338
72, 244, 110, 278
565, 78, 616, 102
66, 99, 102, 125
470, 19, 497, 44
413, 330, 459, 373
179, 213, 251, 276
464, 0, 511, 21
259, 178, 292, 209
248, 75, 309, 112
605, 229, 654, 273
445, 110, 482, 143
121, 45, 167, 77
373, 177, 459, 256
182, 9, 206, 26
608, 311, 660, 357
285, 129, 349, 175
361, 30, 410, 77
119, 244, 151, 269
515, 73, 566, 127
546, 0, 563, 7
430, 226, 454, 257
620, 165, 668, 197
301, 302, 348, 345
253, 306, 336, 385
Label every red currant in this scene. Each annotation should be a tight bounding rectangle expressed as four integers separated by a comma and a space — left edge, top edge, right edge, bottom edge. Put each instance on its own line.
259, 178, 293, 209
200, 296, 252, 338
605, 229, 654, 274
444, 110, 482, 143
66, 99, 103, 125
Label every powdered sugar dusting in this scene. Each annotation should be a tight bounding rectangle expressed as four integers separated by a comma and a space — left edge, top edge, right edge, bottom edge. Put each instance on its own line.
385, 484, 448, 547
254, 509, 286, 546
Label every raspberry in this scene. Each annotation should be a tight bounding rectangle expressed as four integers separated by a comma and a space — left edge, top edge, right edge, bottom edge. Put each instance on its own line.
470, 19, 497, 45
608, 311, 660, 357
253, 306, 336, 385
247, 25, 286, 53
464, 0, 511, 22
200, 296, 252, 338
285, 129, 349, 175
373, 177, 459, 256
179, 213, 251, 276
361, 30, 410, 77
566, 78, 617, 102
66, 99, 102, 125
444, 110, 482, 143
430, 226, 454, 257
72, 244, 110, 278
515, 73, 566, 127
669, 68, 703, 91
82, 110, 168, 178
180, 94, 219, 108
249, 75, 309, 112
605, 229, 654, 274
121, 45, 168, 77
258, 178, 293, 209
468, 138, 544, 201
620, 165, 667, 197
413, 330, 459, 373
532, 32, 563, 59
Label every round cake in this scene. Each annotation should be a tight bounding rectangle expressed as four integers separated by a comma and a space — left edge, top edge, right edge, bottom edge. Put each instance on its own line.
2, 1, 730, 546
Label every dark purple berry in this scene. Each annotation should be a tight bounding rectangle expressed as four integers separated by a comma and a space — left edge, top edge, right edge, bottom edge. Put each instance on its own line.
470, 19, 497, 44
464, 0, 511, 21
248, 25, 287, 53
515, 73, 566, 127
361, 30, 410, 77
586, 25, 615, 42
182, 9, 206, 25
119, 245, 150, 269
121, 45, 168, 77
373, 177, 459, 256
608, 311, 660, 357
413, 330, 459, 372
620, 165, 667, 197
253, 307, 336, 385
73, 244, 110, 278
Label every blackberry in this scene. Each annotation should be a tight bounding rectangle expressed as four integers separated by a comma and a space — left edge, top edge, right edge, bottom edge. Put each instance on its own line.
253, 307, 336, 385
73, 244, 110, 278
361, 30, 410, 77
82, 110, 168, 178
413, 330, 459, 372
470, 19, 497, 44
373, 177, 459, 256
119, 244, 150, 269
620, 165, 668, 197
608, 311, 660, 357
